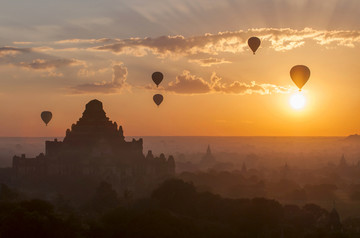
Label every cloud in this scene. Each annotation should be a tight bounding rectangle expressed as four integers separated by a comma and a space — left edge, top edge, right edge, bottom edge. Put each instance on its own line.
9, 28, 359, 64
160, 71, 292, 95
7, 28, 360, 61
189, 57, 231, 67
95, 33, 248, 57
55, 38, 113, 44
93, 28, 360, 57
0, 47, 31, 57
71, 63, 129, 94
17, 58, 83, 70
213, 79, 290, 95
165, 71, 212, 94
12, 42, 33, 45
313, 30, 360, 47
77, 67, 109, 78
252, 28, 360, 50
8, 58, 85, 77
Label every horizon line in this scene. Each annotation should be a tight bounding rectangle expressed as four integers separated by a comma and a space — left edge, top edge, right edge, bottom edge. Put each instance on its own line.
0, 135, 351, 138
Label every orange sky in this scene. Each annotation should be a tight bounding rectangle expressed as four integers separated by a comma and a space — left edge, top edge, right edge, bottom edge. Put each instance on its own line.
1, 1, 360, 136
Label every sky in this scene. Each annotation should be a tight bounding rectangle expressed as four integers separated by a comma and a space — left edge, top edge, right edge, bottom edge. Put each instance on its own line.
1, 0, 360, 137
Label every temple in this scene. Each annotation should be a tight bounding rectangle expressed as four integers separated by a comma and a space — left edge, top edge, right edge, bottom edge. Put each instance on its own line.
12, 99, 175, 195
199, 145, 216, 169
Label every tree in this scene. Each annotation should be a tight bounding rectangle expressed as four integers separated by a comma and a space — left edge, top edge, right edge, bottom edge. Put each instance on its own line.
0, 183, 19, 202
91, 181, 120, 213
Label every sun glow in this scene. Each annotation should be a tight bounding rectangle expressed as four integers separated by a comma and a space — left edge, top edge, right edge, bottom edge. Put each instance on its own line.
290, 92, 306, 110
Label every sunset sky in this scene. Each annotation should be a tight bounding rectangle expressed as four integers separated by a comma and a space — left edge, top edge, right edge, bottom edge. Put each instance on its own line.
1, 0, 360, 137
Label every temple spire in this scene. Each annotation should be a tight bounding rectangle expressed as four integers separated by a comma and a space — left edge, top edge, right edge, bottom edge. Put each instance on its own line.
206, 145, 211, 155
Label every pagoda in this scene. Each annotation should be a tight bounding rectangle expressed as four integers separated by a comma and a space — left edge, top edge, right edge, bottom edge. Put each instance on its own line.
12, 99, 175, 195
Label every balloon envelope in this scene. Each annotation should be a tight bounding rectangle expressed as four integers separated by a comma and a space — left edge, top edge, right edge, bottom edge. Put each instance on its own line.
41, 111, 52, 126
152, 72, 163, 87
153, 94, 163, 106
290, 65, 310, 91
248, 37, 261, 54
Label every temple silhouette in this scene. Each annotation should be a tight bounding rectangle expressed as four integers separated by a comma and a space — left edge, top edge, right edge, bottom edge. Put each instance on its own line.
199, 145, 216, 169
12, 99, 175, 196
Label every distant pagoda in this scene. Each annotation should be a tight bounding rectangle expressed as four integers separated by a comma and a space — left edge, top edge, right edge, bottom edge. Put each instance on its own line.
200, 145, 216, 168
13, 99, 175, 195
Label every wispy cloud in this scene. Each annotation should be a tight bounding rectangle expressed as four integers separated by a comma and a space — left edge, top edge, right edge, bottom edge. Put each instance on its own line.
95, 33, 248, 57
11, 58, 85, 77
254, 28, 360, 50
93, 28, 360, 58
71, 63, 129, 94
151, 70, 292, 95
0, 47, 31, 57
3, 28, 359, 89
6, 28, 360, 66
17, 58, 83, 70
189, 57, 231, 67
165, 70, 212, 94
12, 42, 33, 45
55, 38, 113, 44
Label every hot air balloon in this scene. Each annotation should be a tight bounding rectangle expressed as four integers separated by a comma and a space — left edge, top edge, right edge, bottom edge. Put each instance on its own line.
152, 72, 163, 87
153, 94, 163, 106
290, 65, 310, 91
41, 111, 52, 126
248, 37, 261, 55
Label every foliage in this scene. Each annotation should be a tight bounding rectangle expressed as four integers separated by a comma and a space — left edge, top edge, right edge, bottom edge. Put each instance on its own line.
0, 179, 356, 238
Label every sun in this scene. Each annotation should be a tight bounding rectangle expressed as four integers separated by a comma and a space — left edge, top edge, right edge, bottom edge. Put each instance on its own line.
289, 92, 306, 110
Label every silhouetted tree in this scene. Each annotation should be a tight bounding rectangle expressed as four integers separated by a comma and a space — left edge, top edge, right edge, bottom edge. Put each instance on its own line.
0, 183, 19, 202
0, 199, 80, 238
91, 181, 120, 213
